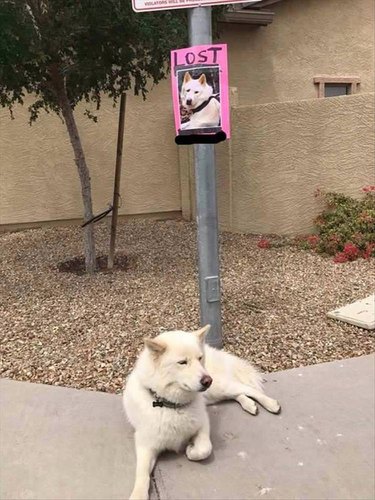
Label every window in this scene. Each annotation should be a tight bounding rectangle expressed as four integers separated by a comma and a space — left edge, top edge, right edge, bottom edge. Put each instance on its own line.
324, 83, 349, 97
314, 76, 360, 98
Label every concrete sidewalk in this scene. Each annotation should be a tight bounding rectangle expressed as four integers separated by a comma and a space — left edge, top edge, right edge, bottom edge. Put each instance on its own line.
1, 355, 374, 500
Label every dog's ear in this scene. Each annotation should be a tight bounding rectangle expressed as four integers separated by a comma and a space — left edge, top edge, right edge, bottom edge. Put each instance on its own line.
198, 73, 207, 85
194, 324, 211, 343
183, 72, 192, 83
144, 338, 166, 355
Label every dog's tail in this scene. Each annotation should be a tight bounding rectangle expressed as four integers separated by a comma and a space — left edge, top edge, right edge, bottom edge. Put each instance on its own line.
234, 358, 264, 392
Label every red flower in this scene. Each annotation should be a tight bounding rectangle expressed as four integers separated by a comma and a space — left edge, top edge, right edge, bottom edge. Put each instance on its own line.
362, 185, 375, 193
307, 235, 319, 247
362, 242, 375, 259
343, 242, 360, 260
257, 238, 271, 249
333, 252, 349, 263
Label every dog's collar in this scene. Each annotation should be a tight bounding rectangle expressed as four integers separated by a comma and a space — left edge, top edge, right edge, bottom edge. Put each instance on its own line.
191, 95, 219, 114
149, 389, 189, 409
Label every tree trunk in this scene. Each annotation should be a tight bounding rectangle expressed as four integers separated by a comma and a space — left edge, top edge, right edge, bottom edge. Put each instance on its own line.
49, 66, 96, 273
108, 92, 127, 270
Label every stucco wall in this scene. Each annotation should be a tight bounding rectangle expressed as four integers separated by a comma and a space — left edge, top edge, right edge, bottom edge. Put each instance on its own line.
222, 0, 374, 105
1, 0, 373, 229
0, 81, 180, 227
183, 93, 375, 235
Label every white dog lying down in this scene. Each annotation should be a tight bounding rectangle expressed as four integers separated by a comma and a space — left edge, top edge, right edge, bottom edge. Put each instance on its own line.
123, 325, 281, 500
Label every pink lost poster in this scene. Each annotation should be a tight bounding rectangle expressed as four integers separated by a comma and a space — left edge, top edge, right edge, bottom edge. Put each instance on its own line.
171, 44, 230, 145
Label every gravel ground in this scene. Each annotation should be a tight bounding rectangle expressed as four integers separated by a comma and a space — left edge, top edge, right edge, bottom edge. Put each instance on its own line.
1, 219, 374, 394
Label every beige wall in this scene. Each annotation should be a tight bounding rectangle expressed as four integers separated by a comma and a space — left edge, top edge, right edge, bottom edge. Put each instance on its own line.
182, 93, 375, 235
1, 0, 374, 230
221, 0, 374, 105
0, 81, 180, 227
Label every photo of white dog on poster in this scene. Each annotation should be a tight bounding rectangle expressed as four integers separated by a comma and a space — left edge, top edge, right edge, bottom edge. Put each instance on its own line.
178, 66, 221, 131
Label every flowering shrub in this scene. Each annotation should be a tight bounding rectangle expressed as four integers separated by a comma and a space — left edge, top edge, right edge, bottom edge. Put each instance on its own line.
333, 252, 349, 263
342, 242, 360, 260
312, 187, 375, 262
363, 242, 375, 259
294, 234, 320, 251
257, 238, 271, 249
257, 187, 374, 262
306, 235, 320, 248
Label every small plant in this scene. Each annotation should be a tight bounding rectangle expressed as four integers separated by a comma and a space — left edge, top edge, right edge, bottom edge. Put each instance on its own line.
309, 187, 375, 262
257, 238, 271, 249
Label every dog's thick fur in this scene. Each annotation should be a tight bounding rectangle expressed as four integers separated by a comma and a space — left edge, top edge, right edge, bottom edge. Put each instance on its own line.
123, 325, 280, 500
180, 72, 220, 130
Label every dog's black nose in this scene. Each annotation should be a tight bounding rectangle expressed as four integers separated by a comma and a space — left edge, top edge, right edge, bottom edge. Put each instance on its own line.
186, 99, 192, 105
200, 375, 213, 389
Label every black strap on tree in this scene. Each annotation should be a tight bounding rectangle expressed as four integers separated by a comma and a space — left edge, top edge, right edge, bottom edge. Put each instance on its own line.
81, 205, 113, 228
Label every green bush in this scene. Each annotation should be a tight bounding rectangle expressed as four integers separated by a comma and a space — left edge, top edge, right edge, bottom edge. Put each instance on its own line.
310, 187, 375, 262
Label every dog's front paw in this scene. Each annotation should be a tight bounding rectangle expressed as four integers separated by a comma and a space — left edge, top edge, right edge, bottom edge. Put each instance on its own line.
186, 441, 212, 461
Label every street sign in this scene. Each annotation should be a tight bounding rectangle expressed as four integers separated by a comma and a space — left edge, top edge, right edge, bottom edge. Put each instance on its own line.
132, 0, 257, 13
171, 44, 230, 144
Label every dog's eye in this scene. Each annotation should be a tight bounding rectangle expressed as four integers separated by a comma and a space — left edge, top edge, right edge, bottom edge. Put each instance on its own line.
194, 91, 199, 94
178, 360, 187, 365
198, 356, 203, 361
186, 89, 190, 92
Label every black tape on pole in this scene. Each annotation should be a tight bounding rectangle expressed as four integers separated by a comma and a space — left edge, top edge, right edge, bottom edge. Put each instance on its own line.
175, 131, 226, 145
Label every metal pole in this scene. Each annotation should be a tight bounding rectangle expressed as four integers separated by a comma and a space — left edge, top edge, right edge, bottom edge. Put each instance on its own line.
188, 7, 222, 348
